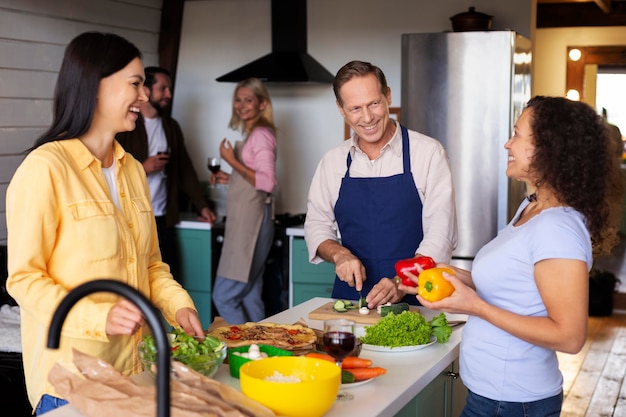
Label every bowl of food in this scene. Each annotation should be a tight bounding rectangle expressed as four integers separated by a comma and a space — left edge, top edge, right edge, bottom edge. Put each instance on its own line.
227, 343, 293, 378
138, 328, 226, 378
239, 356, 341, 417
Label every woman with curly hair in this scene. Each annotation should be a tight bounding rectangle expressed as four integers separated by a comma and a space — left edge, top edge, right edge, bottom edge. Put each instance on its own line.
404, 96, 623, 416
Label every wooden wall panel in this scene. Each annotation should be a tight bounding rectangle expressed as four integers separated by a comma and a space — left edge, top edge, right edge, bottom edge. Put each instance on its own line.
0, 0, 164, 244
0, 0, 161, 32
0, 40, 65, 72
0, 128, 43, 153
0, 9, 159, 52
0, 99, 52, 127
0, 70, 57, 98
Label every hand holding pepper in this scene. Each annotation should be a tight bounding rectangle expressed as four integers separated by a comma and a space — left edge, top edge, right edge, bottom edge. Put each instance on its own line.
416, 267, 480, 317
394, 255, 436, 287
417, 267, 455, 302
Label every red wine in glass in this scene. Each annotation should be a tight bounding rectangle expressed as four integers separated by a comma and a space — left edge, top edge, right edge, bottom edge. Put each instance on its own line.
323, 319, 356, 401
323, 332, 356, 363
208, 157, 221, 174
157, 147, 170, 177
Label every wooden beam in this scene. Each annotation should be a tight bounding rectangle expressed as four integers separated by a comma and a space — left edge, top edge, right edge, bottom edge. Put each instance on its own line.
594, 0, 612, 13
537, 2, 626, 28
157, 0, 185, 114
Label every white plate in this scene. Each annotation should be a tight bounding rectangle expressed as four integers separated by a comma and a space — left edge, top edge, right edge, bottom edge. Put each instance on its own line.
341, 377, 374, 388
362, 337, 436, 352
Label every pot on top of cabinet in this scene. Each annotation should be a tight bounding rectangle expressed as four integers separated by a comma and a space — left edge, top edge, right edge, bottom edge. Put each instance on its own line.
450, 7, 493, 32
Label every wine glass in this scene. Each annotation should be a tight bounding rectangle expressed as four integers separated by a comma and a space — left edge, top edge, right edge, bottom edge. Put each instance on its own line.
157, 147, 171, 178
207, 157, 221, 187
323, 319, 356, 401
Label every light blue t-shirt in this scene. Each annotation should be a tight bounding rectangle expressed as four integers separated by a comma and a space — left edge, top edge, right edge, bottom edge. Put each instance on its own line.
460, 198, 592, 402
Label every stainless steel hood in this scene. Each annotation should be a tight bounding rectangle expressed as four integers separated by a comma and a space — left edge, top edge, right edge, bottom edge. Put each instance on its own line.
216, 0, 334, 83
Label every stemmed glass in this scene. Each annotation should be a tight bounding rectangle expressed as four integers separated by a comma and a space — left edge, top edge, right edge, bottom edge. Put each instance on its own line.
207, 156, 221, 187
207, 156, 221, 174
157, 147, 171, 178
323, 319, 356, 401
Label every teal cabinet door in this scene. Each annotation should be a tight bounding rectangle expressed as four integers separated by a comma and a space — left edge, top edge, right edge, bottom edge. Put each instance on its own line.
290, 237, 335, 305
394, 360, 467, 417
176, 228, 212, 328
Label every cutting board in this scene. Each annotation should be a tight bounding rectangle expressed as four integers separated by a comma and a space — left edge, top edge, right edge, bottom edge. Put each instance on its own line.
308, 301, 420, 325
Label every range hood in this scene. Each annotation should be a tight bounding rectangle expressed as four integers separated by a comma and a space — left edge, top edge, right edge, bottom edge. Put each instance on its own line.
216, 0, 334, 83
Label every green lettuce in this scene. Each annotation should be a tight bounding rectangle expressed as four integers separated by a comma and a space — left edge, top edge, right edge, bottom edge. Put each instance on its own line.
361, 311, 432, 347
429, 312, 452, 343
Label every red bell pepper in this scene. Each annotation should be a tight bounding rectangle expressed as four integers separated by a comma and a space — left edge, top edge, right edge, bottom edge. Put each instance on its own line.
395, 256, 436, 287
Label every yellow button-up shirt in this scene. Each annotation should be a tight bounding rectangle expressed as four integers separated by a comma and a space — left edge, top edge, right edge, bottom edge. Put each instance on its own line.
6, 139, 196, 407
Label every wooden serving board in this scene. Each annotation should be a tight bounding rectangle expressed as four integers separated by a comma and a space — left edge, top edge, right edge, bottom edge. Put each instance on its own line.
308, 301, 420, 325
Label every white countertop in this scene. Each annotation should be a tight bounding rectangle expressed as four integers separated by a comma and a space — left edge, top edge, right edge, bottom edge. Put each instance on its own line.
174, 213, 213, 230
286, 225, 341, 239
286, 225, 304, 237
47, 297, 466, 417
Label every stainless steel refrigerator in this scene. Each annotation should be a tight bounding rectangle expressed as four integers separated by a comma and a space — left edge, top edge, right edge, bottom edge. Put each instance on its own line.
401, 31, 532, 269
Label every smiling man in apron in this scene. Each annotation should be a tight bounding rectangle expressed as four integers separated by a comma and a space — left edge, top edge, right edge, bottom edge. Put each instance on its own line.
304, 61, 458, 308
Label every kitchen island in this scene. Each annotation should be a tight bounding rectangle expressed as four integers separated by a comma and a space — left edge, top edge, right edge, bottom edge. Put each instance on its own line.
48, 297, 467, 417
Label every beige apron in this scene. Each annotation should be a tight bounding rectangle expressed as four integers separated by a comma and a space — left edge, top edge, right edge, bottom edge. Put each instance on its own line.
216, 141, 270, 283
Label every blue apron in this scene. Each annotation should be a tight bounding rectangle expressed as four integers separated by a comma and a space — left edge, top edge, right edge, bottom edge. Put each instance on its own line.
333, 125, 423, 305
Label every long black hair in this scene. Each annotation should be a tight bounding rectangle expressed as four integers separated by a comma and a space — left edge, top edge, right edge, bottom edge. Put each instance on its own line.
30, 32, 142, 151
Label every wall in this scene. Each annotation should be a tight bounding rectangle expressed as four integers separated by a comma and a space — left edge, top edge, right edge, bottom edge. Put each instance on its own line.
533, 26, 626, 97
173, 0, 532, 215
0, 0, 162, 244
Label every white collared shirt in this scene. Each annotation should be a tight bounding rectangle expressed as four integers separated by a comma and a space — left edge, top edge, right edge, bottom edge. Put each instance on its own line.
304, 121, 458, 264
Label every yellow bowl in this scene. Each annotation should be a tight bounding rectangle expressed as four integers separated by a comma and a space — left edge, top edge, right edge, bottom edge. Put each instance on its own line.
239, 356, 340, 417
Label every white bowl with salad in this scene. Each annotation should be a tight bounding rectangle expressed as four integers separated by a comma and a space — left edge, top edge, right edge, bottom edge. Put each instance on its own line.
138, 328, 227, 378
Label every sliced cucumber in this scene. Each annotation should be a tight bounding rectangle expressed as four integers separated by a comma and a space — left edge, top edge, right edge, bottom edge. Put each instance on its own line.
333, 300, 348, 312
380, 302, 410, 317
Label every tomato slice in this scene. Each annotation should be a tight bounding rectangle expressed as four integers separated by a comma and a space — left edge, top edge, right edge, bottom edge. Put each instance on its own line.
229, 326, 241, 332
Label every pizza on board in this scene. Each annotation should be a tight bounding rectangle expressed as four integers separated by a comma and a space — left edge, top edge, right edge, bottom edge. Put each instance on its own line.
207, 322, 317, 350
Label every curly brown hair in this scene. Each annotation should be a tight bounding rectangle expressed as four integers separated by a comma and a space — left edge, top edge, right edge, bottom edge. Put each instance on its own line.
526, 96, 623, 255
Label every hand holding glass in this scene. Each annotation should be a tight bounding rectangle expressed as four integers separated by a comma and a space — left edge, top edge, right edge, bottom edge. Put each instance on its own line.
157, 147, 170, 177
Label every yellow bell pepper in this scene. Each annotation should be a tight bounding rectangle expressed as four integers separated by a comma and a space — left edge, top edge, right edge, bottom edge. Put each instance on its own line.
417, 267, 455, 302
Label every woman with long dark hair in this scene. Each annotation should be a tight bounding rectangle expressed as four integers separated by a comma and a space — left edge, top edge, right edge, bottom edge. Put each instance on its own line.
6, 32, 204, 415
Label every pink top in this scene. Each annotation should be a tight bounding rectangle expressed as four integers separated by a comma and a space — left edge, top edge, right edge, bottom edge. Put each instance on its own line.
241, 126, 277, 193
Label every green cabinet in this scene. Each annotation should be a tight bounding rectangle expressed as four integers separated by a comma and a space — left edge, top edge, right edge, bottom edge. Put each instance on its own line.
176, 226, 212, 328
395, 360, 467, 417
290, 237, 335, 306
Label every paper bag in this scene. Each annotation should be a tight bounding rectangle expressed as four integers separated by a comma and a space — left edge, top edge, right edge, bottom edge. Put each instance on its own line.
49, 349, 275, 417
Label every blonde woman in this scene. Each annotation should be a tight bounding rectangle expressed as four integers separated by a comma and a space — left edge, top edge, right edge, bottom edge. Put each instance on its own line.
210, 78, 278, 324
